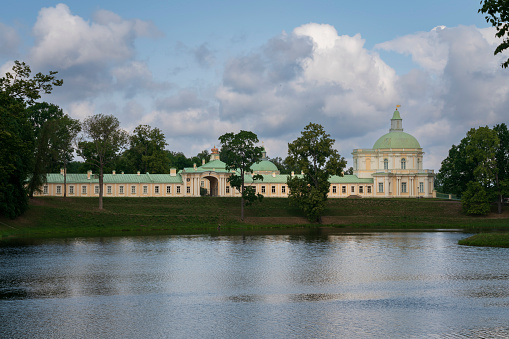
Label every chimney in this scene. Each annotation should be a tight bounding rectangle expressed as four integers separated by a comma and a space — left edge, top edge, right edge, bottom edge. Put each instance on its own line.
202, 159, 206, 165
60, 168, 65, 175
137, 171, 140, 176
121, 171, 124, 174
170, 168, 177, 177
272, 172, 276, 178
193, 163, 197, 170
87, 170, 92, 180
301, 171, 304, 175
112, 170, 116, 175
291, 171, 294, 177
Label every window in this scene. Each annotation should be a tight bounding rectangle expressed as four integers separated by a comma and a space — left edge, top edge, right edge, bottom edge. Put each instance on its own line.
82, 186, 87, 194
69, 185, 74, 194
131, 185, 136, 194
359, 186, 363, 193
177, 186, 181, 194
261, 186, 266, 194
401, 158, 406, 170
378, 183, 383, 193
351, 186, 355, 193
201, 181, 204, 187
94, 185, 99, 194
367, 186, 372, 193
143, 186, 148, 194
107, 186, 112, 194
186, 187, 191, 194
401, 182, 407, 193
226, 186, 230, 194
332, 186, 337, 193
342, 186, 346, 193
56, 185, 61, 195
155, 186, 159, 194
419, 182, 424, 193
119, 186, 124, 194
186, 178, 190, 182
43, 185, 48, 194
282, 185, 286, 193
271, 186, 276, 194
166, 186, 171, 194
384, 158, 388, 170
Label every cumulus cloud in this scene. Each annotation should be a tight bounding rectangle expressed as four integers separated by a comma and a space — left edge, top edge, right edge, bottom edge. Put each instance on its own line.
0, 22, 20, 57
28, 4, 165, 105
217, 23, 398, 143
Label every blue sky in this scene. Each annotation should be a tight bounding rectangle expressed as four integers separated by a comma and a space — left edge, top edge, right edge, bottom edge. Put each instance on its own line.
1, 1, 507, 171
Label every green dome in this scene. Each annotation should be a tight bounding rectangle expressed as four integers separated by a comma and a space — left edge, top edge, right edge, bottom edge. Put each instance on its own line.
373, 131, 421, 149
250, 160, 278, 172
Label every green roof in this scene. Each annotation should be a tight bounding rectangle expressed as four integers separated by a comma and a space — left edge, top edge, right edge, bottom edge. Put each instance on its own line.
250, 159, 278, 172
373, 131, 421, 149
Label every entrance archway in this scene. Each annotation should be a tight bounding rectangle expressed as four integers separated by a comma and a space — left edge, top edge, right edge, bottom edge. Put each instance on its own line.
203, 176, 219, 196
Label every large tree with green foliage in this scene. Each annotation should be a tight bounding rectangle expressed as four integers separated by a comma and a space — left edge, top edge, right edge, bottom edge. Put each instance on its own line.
438, 125, 509, 215
286, 123, 346, 223
77, 114, 129, 210
218, 130, 264, 221
0, 61, 62, 218
479, 0, 509, 68
124, 125, 169, 174
26, 103, 80, 197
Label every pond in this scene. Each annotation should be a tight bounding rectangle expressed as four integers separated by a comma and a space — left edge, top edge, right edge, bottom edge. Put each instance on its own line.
1, 232, 509, 338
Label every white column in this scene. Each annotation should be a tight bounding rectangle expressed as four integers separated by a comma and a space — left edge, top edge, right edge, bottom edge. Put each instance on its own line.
424, 177, 429, 197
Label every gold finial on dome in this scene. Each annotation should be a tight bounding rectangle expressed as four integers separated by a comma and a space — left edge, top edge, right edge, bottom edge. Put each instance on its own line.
396, 104, 401, 110
211, 145, 219, 154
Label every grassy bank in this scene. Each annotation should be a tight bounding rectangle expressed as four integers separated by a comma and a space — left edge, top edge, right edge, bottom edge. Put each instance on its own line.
1, 197, 509, 240
458, 233, 509, 248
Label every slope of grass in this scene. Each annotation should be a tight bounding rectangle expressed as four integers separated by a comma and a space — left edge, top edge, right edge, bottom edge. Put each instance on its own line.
1, 197, 508, 240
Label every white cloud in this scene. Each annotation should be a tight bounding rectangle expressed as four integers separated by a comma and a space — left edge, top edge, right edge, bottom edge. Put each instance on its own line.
0, 23, 20, 57
30, 4, 161, 69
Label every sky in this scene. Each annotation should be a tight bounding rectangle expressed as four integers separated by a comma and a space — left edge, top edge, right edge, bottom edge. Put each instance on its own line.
1, 0, 508, 172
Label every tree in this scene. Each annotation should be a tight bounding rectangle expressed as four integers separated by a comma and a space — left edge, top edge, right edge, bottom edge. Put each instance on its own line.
0, 61, 62, 218
286, 123, 346, 223
52, 115, 81, 197
479, 1, 509, 68
439, 125, 508, 214
218, 130, 264, 221
462, 181, 491, 215
77, 114, 129, 210
125, 125, 169, 174
345, 167, 354, 175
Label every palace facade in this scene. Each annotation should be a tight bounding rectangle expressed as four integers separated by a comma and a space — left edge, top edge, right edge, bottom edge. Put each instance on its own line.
36, 109, 435, 199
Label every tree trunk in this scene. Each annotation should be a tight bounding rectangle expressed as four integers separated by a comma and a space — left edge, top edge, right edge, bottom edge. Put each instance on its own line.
99, 166, 103, 210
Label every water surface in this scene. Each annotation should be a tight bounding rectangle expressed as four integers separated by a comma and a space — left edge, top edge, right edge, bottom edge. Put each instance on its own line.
1, 232, 509, 338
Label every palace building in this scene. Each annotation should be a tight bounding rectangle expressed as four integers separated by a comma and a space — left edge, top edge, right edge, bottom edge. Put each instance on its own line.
36, 109, 435, 199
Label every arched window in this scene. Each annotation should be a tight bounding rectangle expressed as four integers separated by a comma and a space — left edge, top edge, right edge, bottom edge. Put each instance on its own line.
383, 158, 388, 170
401, 158, 406, 169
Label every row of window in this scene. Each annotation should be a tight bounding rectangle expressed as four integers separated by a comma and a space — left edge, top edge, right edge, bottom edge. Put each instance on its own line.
377, 182, 426, 193
43, 182, 427, 196
383, 158, 420, 170
45, 185, 185, 195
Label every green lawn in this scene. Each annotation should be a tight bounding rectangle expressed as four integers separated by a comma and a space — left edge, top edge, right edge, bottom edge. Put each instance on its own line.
1, 197, 508, 242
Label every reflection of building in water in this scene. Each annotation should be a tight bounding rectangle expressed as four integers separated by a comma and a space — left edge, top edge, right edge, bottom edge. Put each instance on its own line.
37, 109, 435, 198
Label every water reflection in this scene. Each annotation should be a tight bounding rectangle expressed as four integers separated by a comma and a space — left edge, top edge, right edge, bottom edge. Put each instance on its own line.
1, 232, 509, 338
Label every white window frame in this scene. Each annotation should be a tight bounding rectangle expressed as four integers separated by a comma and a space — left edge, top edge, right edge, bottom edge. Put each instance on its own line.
401, 158, 406, 170
166, 186, 171, 194
155, 186, 159, 194
119, 186, 124, 194
177, 186, 181, 194
401, 182, 407, 193
384, 158, 388, 170
94, 185, 99, 194
282, 185, 286, 194
43, 185, 48, 194
107, 186, 112, 194
419, 182, 424, 193
82, 186, 87, 194
131, 185, 136, 194
56, 185, 61, 195
143, 185, 148, 194
332, 186, 337, 194
69, 185, 74, 195
378, 183, 383, 193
